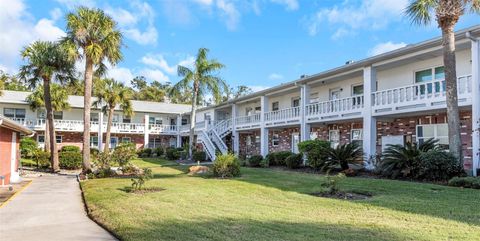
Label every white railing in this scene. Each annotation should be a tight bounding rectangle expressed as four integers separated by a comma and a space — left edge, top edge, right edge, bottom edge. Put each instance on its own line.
236, 113, 261, 126
373, 75, 472, 109
106, 122, 145, 133
180, 124, 190, 133
195, 121, 206, 130
149, 124, 178, 134
209, 129, 228, 154
213, 119, 232, 137
264, 106, 301, 122
11, 118, 36, 127
197, 130, 216, 161
306, 95, 364, 117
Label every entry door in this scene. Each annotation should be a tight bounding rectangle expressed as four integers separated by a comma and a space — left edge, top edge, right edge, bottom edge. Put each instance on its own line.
291, 133, 300, 154
110, 137, 118, 149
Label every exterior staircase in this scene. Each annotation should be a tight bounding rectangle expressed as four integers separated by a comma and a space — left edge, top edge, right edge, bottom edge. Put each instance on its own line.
196, 119, 233, 161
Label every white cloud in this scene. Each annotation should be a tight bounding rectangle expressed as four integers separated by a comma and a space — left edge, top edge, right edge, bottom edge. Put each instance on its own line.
106, 65, 170, 86
216, 0, 240, 31
193, 0, 214, 6
107, 66, 135, 86
0, 0, 65, 73
369, 41, 407, 56
303, 0, 408, 37
105, 1, 158, 45
270, 0, 299, 11
141, 54, 195, 75
50, 8, 62, 21
268, 73, 284, 80
139, 69, 170, 83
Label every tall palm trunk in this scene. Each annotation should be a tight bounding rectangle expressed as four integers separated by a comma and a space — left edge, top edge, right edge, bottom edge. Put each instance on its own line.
82, 58, 93, 172
188, 81, 199, 159
104, 108, 114, 153
44, 121, 50, 152
441, 24, 463, 165
43, 79, 59, 172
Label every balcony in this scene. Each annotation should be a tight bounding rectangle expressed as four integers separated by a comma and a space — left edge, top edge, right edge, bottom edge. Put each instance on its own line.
306, 95, 364, 122
235, 113, 261, 130
107, 122, 145, 134
264, 106, 301, 127
372, 75, 472, 115
149, 124, 178, 135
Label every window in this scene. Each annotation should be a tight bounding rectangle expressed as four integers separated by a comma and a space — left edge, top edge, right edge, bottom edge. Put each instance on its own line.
90, 113, 99, 122
112, 114, 120, 123
38, 135, 45, 143
417, 123, 448, 148
351, 129, 363, 147
415, 66, 445, 94
90, 136, 99, 147
4, 108, 26, 119
246, 135, 252, 146
329, 130, 340, 148
330, 89, 341, 100
352, 84, 364, 95
181, 117, 188, 125
272, 102, 279, 111
309, 92, 319, 103
110, 137, 118, 149
53, 111, 63, 120
123, 116, 131, 123
255, 135, 260, 144
291, 97, 300, 107
245, 107, 253, 116
272, 131, 280, 146
310, 131, 318, 140
148, 138, 162, 148
121, 137, 131, 143
170, 118, 177, 126
56, 135, 62, 143
254, 106, 261, 113
149, 117, 162, 125
169, 137, 176, 147
37, 110, 46, 119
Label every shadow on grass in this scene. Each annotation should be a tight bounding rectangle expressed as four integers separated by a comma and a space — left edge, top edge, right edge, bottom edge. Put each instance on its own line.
112, 218, 413, 241
233, 167, 480, 226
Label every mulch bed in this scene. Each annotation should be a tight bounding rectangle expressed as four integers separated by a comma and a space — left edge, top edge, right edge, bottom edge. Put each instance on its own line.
310, 191, 372, 200
121, 186, 165, 194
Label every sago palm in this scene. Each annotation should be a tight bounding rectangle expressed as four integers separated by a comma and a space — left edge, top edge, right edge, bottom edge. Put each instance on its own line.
63, 7, 123, 172
93, 78, 133, 153
324, 142, 363, 171
19, 41, 75, 172
26, 84, 70, 153
405, 0, 480, 166
170, 48, 227, 159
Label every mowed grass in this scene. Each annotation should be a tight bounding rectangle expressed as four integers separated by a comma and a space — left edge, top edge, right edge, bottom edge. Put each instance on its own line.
81, 158, 480, 241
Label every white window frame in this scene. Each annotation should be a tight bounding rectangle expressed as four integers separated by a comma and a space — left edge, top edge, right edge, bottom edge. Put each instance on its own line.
351, 129, 363, 146
121, 137, 131, 143
413, 65, 445, 84
90, 136, 99, 147
55, 135, 62, 144
291, 97, 300, 107
416, 123, 448, 146
351, 83, 364, 96
38, 135, 45, 143
309, 92, 319, 104
4, 108, 26, 119
110, 137, 118, 148
272, 131, 280, 146
329, 130, 340, 148
272, 102, 279, 111
329, 88, 342, 100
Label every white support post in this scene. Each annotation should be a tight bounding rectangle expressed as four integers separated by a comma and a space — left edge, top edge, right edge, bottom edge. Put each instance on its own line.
144, 114, 149, 149
176, 115, 182, 148
300, 84, 311, 142
472, 39, 480, 176
362, 66, 377, 170
98, 112, 104, 151
232, 103, 239, 155
260, 96, 269, 157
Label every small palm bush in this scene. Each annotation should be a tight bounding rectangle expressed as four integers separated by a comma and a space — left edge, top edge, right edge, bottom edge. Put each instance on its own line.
212, 153, 241, 178
324, 143, 362, 171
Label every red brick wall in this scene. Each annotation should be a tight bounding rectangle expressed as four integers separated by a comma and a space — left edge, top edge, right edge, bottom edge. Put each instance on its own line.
311, 121, 363, 145
269, 127, 300, 153
0, 127, 19, 185
239, 130, 261, 158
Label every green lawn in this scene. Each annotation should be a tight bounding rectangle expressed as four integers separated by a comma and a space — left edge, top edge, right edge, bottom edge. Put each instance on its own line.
81, 158, 480, 241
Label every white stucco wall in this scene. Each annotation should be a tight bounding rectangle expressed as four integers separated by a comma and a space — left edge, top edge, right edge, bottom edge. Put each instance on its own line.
309, 76, 363, 102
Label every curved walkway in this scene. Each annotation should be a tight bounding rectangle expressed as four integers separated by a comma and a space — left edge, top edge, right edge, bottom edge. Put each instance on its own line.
0, 174, 116, 241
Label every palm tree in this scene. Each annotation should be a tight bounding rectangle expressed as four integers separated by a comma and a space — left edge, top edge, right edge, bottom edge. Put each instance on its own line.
0, 76, 4, 96
26, 84, 70, 154
93, 78, 133, 153
170, 48, 226, 159
405, 0, 480, 166
63, 7, 123, 172
19, 41, 75, 172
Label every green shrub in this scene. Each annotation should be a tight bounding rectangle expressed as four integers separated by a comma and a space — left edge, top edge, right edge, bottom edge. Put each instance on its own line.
61, 145, 81, 152
379, 139, 438, 179
448, 177, 480, 189
155, 147, 164, 157
166, 147, 180, 160
140, 148, 153, 157
131, 168, 153, 191
32, 149, 50, 168
268, 151, 292, 166
416, 150, 465, 181
265, 153, 275, 166
59, 151, 82, 169
112, 143, 137, 167
90, 148, 99, 157
298, 140, 330, 170
213, 153, 241, 178
193, 151, 207, 162
323, 143, 363, 171
20, 137, 37, 158
247, 155, 263, 167
96, 152, 113, 169
322, 173, 346, 194
285, 153, 303, 169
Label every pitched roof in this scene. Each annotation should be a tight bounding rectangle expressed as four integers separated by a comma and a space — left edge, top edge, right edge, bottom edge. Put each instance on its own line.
0, 114, 34, 135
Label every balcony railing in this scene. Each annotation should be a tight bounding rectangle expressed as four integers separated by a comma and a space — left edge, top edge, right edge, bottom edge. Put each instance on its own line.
107, 122, 145, 134
306, 95, 364, 120
372, 75, 472, 113
235, 113, 261, 128
149, 124, 178, 134
264, 106, 301, 124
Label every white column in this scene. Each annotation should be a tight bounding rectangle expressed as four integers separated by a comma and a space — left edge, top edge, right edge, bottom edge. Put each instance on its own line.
98, 112, 104, 151
300, 84, 311, 142
176, 115, 182, 148
472, 40, 480, 176
232, 103, 239, 155
362, 66, 377, 170
144, 114, 149, 149
260, 96, 269, 157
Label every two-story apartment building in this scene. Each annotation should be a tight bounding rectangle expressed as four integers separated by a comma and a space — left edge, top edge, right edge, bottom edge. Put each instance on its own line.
1, 25, 479, 175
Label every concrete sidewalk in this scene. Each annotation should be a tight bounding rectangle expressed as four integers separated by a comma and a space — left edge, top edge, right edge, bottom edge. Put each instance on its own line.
0, 175, 116, 241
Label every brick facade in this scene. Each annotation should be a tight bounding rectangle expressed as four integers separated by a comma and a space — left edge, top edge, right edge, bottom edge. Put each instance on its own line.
239, 130, 261, 158
311, 121, 363, 145
268, 127, 300, 153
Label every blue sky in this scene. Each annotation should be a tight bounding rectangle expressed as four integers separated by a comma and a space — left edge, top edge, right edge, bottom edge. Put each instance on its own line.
1, 0, 479, 91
